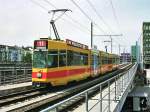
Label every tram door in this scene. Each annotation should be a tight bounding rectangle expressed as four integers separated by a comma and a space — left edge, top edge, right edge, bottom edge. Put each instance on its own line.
92, 53, 99, 76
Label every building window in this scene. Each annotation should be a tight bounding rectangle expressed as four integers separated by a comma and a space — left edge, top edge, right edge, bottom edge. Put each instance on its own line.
147, 26, 149, 30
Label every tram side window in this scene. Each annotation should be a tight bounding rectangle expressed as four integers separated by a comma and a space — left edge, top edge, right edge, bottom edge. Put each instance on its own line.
80, 54, 84, 65
108, 58, 112, 64
111, 57, 113, 64
83, 54, 88, 65
67, 51, 79, 66
97, 56, 100, 66
116, 57, 119, 64
103, 57, 107, 64
67, 50, 73, 66
67, 51, 88, 66
113, 58, 115, 64
112, 58, 114, 64
81, 53, 88, 65
73, 52, 81, 65
99, 56, 101, 65
108, 58, 111, 64
114, 58, 117, 64
47, 51, 58, 68
106, 57, 108, 64
91, 55, 94, 65
59, 50, 66, 67
101, 56, 104, 65
108, 58, 110, 64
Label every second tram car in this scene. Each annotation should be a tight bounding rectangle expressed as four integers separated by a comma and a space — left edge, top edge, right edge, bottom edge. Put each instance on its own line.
32, 38, 119, 87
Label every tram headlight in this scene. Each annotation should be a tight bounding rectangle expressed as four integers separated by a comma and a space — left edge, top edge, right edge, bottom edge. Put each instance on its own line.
37, 73, 42, 78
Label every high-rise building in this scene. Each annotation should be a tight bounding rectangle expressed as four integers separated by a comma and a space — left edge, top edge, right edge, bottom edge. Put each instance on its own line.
131, 41, 140, 63
143, 22, 150, 68
131, 45, 136, 62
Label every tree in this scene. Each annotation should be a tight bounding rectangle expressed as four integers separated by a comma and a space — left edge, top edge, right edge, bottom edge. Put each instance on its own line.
23, 52, 32, 63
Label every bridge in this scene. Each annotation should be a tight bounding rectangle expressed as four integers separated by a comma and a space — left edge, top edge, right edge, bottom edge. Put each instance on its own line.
41, 63, 138, 112
0, 63, 146, 112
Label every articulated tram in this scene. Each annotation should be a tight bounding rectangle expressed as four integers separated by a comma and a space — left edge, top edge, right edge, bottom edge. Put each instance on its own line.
32, 38, 120, 87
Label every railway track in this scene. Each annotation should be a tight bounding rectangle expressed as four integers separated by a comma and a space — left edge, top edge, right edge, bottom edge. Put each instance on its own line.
0, 88, 62, 112
0, 63, 132, 112
36, 63, 133, 112
0, 88, 46, 107
57, 65, 133, 112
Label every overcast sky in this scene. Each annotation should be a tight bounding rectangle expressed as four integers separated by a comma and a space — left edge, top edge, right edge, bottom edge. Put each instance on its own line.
0, 0, 150, 54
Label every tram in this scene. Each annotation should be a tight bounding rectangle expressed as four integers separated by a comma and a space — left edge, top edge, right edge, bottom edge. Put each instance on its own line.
32, 38, 120, 87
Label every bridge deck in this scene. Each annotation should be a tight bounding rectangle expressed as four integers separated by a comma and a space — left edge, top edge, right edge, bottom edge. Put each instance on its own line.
72, 64, 137, 112
40, 63, 137, 112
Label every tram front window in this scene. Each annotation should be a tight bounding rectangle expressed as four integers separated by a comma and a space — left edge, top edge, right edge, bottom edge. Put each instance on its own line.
33, 51, 47, 68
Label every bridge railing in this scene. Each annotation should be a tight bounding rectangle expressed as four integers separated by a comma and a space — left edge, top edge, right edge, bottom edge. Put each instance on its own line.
41, 63, 138, 112
0, 65, 32, 85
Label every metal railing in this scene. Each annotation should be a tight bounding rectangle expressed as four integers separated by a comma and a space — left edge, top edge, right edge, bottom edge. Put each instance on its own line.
41, 63, 138, 112
0, 65, 32, 85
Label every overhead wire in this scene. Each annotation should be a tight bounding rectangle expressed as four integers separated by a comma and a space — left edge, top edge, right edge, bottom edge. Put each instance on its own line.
43, 0, 91, 33
31, 0, 124, 53
87, 0, 123, 53
30, 0, 90, 36
108, 0, 121, 33
43, 0, 56, 8
70, 0, 107, 34
108, 0, 129, 45
108, 0, 130, 53
86, 0, 122, 53
70, 0, 123, 53
70, 0, 122, 53
86, 0, 114, 34
30, 0, 48, 11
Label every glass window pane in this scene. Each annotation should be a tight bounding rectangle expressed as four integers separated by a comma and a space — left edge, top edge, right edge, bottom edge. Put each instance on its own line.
59, 50, 66, 67
47, 51, 58, 68
83, 54, 88, 65
67, 50, 73, 66
33, 51, 47, 68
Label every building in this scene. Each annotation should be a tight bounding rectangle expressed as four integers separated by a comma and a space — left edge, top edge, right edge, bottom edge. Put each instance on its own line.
131, 46, 136, 62
143, 22, 150, 68
0, 45, 32, 63
120, 53, 131, 63
0, 45, 7, 62
131, 41, 140, 63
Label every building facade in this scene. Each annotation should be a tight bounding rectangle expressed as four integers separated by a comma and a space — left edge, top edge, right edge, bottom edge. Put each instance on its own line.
0, 45, 32, 63
120, 53, 131, 63
143, 22, 150, 68
131, 46, 136, 62
131, 41, 140, 63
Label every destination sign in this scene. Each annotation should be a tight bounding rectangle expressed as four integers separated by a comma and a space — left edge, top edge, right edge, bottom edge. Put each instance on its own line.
66, 39, 88, 50
34, 40, 48, 49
